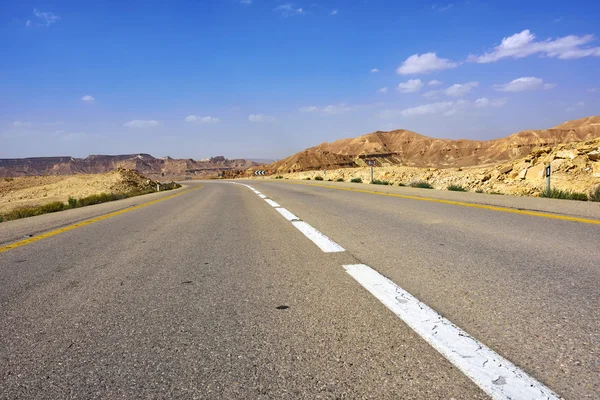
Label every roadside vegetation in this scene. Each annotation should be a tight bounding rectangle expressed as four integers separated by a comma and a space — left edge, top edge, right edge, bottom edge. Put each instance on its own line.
274, 175, 283, 179
540, 188, 588, 201
314, 176, 324, 181
447, 184, 467, 192
336, 178, 344, 182
589, 185, 600, 202
408, 181, 433, 189
350, 177, 363, 183
371, 179, 390, 185
304, 177, 311, 180
0, 183, 181, 223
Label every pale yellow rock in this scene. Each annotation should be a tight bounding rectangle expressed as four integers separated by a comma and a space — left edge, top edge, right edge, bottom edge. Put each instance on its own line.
593, 162, 600, 178
525, 163, 545, 181
588, 150, 600, 161
518, 168, 529, 180
555, 149, 578, 159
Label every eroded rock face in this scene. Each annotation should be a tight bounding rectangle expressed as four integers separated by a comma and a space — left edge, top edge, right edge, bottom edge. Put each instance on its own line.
272, 136, 600, 198
0, 154, 262, 179
266, 116, 600, 173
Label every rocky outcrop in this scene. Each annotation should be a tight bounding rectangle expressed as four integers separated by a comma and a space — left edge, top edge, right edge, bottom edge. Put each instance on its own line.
275, 138, 600, 197
0, 154, 262, 179
266, 116, 600, 173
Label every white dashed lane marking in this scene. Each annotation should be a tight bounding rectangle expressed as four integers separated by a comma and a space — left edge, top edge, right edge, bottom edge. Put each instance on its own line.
291, 221, 345, 253
265, 199, 281, 207
276, 208, 300, 221
343, 264, 560, 400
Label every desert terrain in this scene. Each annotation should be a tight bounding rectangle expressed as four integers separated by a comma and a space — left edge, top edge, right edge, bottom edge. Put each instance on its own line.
0, 154, 261, 180
0, 168, 162, 214
248, 116, 600, 198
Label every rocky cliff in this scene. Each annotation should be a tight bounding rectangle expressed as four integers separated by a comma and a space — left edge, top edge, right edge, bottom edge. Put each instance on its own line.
0, 154, 262, 179
266, 116, 600, 173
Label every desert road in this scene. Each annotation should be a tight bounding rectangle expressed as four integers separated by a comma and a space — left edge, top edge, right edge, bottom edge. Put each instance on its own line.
1, 180, 599, 399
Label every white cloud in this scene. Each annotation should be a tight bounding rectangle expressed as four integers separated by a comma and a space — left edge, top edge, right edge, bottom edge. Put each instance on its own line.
371, 68, 379, 73
469, 30, 600, 63
13, 121, 33, 127
299, 104, 368, 116
432, 4, 454, 12
428, 80, 443, 86
185, 115, 220, 123
397, 79, 424, 93
380, 100, 470, 118
565, 101, 585, 112
377, 87, 388, 94
33, 9, 60, 27
330, 10, 339, 15
321, 104, 353, 115
240, 0, 253, 4
397, 53, 458, 75
249, 114, 276, 122
474, 98, 508, 108
25, 20, 32, 27
493, 77, 556, 92
81, 95, 95, 102
422, 90, 440, 99
444, 81, 479, 97
123, 120, 159, 128
274, 4, 305, 17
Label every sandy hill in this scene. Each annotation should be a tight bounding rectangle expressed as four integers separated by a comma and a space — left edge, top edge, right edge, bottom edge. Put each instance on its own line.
266, 116, 600, 173
0, 154, 262, 179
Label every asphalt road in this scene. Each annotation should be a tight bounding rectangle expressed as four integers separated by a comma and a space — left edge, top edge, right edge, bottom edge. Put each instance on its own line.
1, 180, 599, 399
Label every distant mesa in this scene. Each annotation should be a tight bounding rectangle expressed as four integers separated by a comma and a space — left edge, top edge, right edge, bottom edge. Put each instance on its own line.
0, 154, 263, 179
266, 116, 600, 173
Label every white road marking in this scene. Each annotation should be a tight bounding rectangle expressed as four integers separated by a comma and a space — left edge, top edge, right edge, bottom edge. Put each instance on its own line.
343, 264, 560, 400
258, 194, 267, 199
276, 208, 300, 221
265, 199, 281, 207
291, 221, 345, 253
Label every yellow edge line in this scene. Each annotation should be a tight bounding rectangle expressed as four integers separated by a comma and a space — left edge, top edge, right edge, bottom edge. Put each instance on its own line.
0, 185, 203, 254
277, 181, 600, 225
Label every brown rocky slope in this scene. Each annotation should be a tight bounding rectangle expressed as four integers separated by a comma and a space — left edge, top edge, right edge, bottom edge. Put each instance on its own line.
266, 116, 600, 173
273, 138, 600, 197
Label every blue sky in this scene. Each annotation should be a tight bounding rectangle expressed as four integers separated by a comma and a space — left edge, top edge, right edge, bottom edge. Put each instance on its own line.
1, 0, 599, 159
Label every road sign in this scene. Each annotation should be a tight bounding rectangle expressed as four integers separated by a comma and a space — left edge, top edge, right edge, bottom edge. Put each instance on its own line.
545, 163, 551, 191
545, 165, 551, 178
366, 160, 376, 166
254, 170, 266, 176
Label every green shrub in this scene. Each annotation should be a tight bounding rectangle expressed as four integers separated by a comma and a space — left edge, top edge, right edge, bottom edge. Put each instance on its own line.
371, 179, 390, 185
475, 189, 484, 193
409, 181, 433, 189
489, 191, 504, 195
327, 179, 333, 181
68, 196, 77, 208
40, 201, 66, 213
314, 176, 324, 181
540, 188, 588, 201
397, 183, 406, 187
350, 177, 362, 183
447, 184, 467, 192
275, 175, 283, 179
336, 178, 344, 182
589, 185, 600, 202
304, 177, 311, 180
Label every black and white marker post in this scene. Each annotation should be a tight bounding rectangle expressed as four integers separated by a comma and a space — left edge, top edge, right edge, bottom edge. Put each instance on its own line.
366, 160, 376, 183
545, 163, 551, 191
